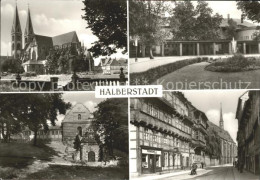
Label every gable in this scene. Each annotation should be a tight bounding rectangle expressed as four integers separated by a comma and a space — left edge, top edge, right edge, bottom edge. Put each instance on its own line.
62, 103, 91, 122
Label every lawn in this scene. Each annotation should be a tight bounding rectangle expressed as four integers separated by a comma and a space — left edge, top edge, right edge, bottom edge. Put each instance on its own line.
26, 165, 129, 180
0, 142, 129, 180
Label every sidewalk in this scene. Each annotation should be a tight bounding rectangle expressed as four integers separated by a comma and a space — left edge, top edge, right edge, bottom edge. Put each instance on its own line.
131, 168, 206, 180
233, 167, 259, 180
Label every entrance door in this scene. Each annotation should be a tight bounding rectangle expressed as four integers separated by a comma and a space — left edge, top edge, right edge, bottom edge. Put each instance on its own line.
149, 154, 156, 173
88, 151, 95, 162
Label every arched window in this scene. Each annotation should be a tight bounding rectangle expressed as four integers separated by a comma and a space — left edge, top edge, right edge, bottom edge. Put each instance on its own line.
12, 36, 14, 41
32, 50, 36, 60
78, 114, 81, 120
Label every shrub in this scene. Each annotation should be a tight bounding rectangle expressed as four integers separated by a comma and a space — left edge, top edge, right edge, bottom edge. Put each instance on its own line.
130, 57, 207, 85
205, 54, 260, 72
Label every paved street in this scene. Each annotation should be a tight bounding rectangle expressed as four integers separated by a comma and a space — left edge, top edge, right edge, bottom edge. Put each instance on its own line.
159, 165, 259, 180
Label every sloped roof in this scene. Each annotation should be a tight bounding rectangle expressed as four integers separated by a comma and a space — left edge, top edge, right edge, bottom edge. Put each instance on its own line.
208, 121, 235, 143
34, 35, 53, 47
62, 103, 91, 123
52, 31, 79, 46
220, 18, 256, 28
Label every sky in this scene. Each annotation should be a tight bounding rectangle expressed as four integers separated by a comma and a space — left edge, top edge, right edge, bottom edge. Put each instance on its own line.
0, 0, 127, 64
183, 90, 247, 144
55, 92, 106, 126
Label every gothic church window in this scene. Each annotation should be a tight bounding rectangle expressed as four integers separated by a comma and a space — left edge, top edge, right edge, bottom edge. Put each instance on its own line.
17, 43, 21, 50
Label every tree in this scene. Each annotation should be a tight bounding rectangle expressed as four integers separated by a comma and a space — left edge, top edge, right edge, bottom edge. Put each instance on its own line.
0, 95, 23, 143
130, 1, 171, 59
0, 94, 71, 146
237, 1, 260, 23
170, 1, 223, 40
1, 59, 24, 73
92, 98, 128, 159
82, 0, 127, 57
205, 128, 221, 159
225, 19, 238, 40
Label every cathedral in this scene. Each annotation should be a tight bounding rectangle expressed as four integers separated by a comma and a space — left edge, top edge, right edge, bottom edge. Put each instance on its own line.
208, 104, 237, 165
11, 4, 94, 74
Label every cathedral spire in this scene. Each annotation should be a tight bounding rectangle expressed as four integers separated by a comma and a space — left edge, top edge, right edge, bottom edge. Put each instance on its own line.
24, 4, 34, 44
11, 3, 22, 59
219, 103, 224, 129
11, 3, 22, 34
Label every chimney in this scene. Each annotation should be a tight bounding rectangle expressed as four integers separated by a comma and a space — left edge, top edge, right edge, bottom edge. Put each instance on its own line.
241, 14, 244, 24
227, 14, 230, 21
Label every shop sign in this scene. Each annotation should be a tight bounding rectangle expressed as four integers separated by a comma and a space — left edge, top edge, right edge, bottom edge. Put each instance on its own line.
142, 149, 161, 155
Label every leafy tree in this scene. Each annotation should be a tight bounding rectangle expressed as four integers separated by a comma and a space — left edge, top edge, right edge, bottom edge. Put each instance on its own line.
225, 19, 238, 40
0, 94, 71, 146
92, 98, 128, 159
0, 95, 23, 143
170, 1, 223, 41
237, 1, 260, 23
130, 1, 171, 59
205, 128, 221, 159
82, 0, 127, 57
1, 59, 24, 73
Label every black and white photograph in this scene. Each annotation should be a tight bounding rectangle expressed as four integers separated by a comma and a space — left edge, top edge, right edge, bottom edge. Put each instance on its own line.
130, 1, 260, 90
0, 93, 129, 179
0, 0, 127, 91
130, 91, 260, 180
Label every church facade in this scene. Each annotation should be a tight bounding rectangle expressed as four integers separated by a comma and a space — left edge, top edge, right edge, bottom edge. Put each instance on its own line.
62, 103, 99, 162
11, 5, 94, 74
208, 104, 237, 165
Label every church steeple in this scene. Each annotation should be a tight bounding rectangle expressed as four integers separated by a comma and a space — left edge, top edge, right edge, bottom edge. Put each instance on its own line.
219, 103, 224, 130
24, 4, 34, 45
11, 3, 22, 59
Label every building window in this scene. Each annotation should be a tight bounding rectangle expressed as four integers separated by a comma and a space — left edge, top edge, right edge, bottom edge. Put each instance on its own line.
142, 154, 148, 168
164, 152, 168, 167
144, 128, 149, 140
156, 155, 161, 167
148, 104, 153, 115
78, 114, 81, 120
163, 134, 168, 144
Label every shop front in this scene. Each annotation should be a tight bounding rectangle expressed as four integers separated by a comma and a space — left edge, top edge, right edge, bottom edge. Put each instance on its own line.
141, 147, 162, 174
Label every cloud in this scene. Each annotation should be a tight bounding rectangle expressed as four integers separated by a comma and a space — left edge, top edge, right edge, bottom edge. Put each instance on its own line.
78, 33, 98, 49
1, 3, 14, 16
84, 101, 97, 113
1, 41, 11, 56
206, 109, 237, 144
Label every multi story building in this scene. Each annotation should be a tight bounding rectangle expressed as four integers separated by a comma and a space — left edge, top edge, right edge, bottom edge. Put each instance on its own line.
130, 92, 208, 176
236, 91, 260, 175
22, 126, 62, 141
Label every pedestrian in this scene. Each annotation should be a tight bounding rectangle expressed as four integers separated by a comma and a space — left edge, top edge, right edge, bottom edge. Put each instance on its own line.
190, 163, 197, 175
201, 162, 204, 169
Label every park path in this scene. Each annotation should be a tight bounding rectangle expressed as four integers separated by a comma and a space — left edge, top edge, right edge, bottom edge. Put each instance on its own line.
130, 54, 260, 73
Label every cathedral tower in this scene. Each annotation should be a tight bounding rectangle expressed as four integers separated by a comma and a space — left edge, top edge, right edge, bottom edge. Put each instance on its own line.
11, 4, 22, 59
219, 103, 224, 129
24, 5, 34, 45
